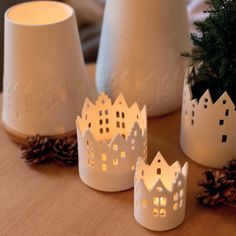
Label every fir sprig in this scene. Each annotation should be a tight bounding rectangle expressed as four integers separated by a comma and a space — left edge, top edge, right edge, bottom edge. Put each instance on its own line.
184, 0, 236, 104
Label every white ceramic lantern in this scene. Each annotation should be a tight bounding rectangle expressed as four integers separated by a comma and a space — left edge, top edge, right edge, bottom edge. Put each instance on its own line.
2, 1, 88, 143
96, 0, 190, 117
180, 68, 236, 168
134, 152, 188, 231
76, 93, 147, 192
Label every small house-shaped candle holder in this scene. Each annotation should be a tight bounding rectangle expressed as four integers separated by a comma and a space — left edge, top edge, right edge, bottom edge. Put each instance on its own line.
134, 152, 188, 231
76, 93, 147, 192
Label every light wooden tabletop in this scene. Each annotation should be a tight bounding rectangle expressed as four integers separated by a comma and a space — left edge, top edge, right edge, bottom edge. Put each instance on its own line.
0, 65, 235, 236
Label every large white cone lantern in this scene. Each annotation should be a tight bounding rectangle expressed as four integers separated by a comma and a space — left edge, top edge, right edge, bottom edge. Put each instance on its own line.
96, 0, 190, 117
2, 1, 88, 143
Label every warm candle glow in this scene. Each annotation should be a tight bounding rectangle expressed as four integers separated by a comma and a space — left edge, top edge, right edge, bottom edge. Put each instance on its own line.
6, 1, 73, 26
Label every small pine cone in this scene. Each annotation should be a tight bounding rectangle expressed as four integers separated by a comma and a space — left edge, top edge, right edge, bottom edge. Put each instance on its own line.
21, 135, 54, 164
196, 170, 235, 207
224, 160, 236, 180
53, 137, 78, 166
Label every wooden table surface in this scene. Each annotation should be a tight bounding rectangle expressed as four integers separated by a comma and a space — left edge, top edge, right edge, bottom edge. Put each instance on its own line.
0, 65, 235, 236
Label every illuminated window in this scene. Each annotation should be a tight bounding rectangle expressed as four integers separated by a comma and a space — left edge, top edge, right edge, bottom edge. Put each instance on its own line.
153, 208, 158, 217
101, 153, 107, 162
156, 186, 163, 192
160, 197, 167, 206
153, 197, 159, 206
160, 209, 166, 218
113, 144, 118, 151
180, 189, 184, 198
102, 163, 107, 172
173, 192, 179, 201
173, 203, 178, 211
178, 180, 182, 186
179, 199, 183, 208
120, 151, 126, 158
113, 158, 119, 166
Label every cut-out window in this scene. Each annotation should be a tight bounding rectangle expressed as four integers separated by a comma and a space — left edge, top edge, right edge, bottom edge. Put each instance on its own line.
105, 109, 108, 115
222, 135, 227, 143
192, 111, 195, 117
205, 98, 208, 103
105, 119, 109, 124
179, 199, 183, 208
180, 189, 184, 198
191, 119, 194, 125
116, 111, 120, 118
142, 170, 144, 176
101, 100, 105, 104
160, 209, 166, 218
134, 130, 137, 137
157, 186, 163, 192
173, 203, 178, 211
153, 208, 158, 217
157, 168, 161, 175
142, 199, 147, 208
122, 134, 126, 139
204, 105, 207, 109
192, 104, 195, 108
99, 119, 103, 125
100, 128, 103, 134
101, 154, 107, 162
99, 110, 102, 116
88, 122, 91, 128
120, 151, 126, 158
122, 112, 125, 118
225, 109, 229, 116
113, 158, 119, 166
160, 197, 167, 206
153, 197, 159, 206
116, 121, 120, 128
102, 163, 107, 172
106, 127, 109, 133
157, 159, 161, 163
122, 122, 125, 128
173, 192, 179, 201
87, 140, 89, 146
113, 144, 118, 151
219, 120, 224, 125
85, 114, 88, 120
223, 100, 226, 105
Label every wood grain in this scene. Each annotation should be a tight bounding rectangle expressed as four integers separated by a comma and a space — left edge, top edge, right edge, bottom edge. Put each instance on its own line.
0, 65, 235, 236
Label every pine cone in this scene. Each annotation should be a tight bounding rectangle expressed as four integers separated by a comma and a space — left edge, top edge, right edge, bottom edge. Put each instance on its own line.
197, 169, 236, 207
53, 137, 78, 166
21, 135, 54, 164
224, 160, 236, 180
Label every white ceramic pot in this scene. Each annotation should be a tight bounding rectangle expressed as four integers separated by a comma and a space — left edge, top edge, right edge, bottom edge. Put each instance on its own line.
180, 70, 236, 168
96, 0, 190, 117
2, 1, 88, 142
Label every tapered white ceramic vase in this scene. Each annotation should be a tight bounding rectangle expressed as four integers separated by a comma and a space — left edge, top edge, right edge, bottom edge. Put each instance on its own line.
2, 1, 88, 143
96, 0, 190, 117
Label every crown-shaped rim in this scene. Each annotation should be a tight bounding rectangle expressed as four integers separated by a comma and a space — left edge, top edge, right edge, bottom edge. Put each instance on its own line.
135, 152, 188, 193
76, 93, 147, 146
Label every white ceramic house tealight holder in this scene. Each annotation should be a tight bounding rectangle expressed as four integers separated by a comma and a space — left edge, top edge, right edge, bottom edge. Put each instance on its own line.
76, 93, 147, 192
2, 1, 88, 143
181, 67, 236, 168
134, 152, 188, 231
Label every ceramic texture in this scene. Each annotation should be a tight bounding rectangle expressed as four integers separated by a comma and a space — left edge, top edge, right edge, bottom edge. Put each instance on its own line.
2, 1, 88, 137
96, 0, 190, 117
